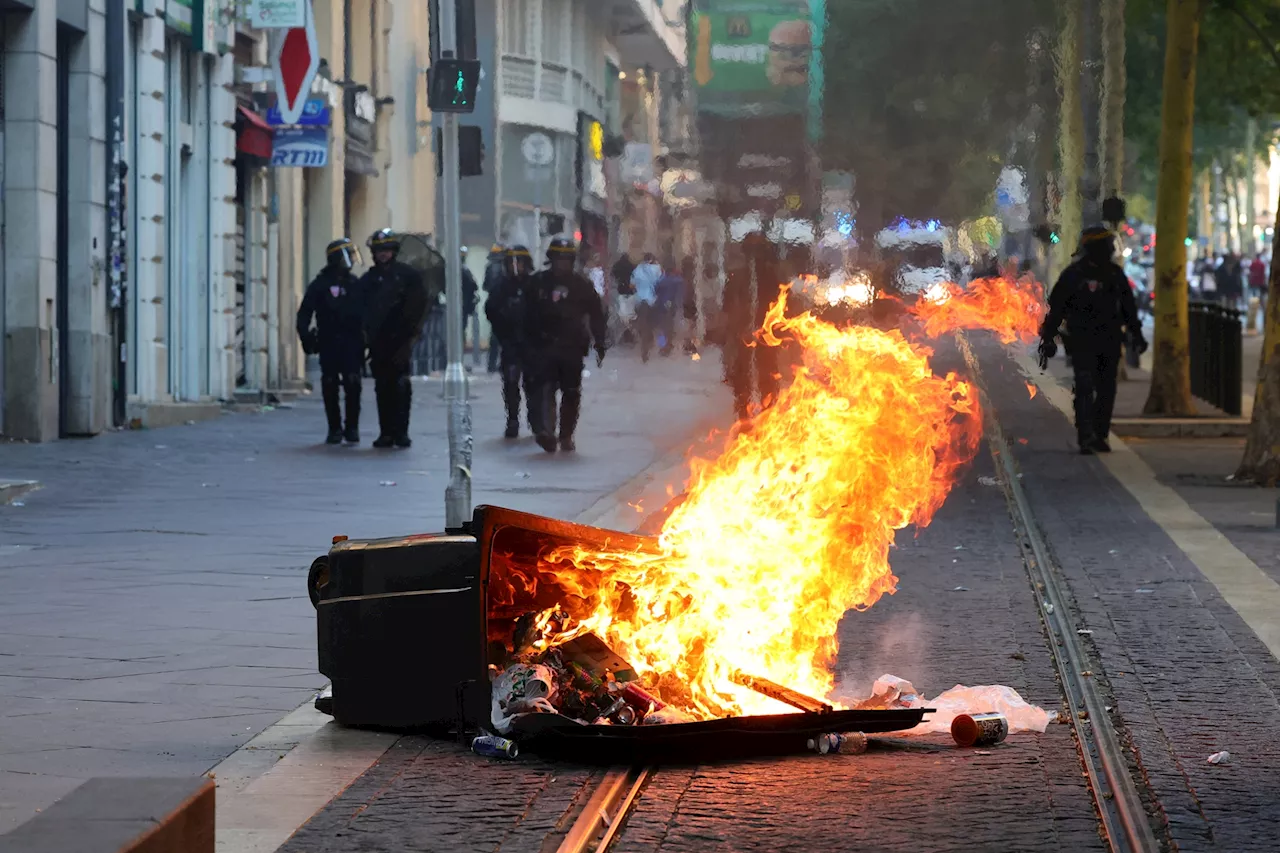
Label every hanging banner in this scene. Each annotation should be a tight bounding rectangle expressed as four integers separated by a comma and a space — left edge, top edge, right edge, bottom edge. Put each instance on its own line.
249, 0, 306, 29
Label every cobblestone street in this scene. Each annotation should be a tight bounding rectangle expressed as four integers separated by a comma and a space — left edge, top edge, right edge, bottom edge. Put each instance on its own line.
0, 350, 730, 832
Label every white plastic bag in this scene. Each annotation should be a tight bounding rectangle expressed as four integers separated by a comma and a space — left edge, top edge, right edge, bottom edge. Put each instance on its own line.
865, 673, 1053, 736
490, 664, 559, 735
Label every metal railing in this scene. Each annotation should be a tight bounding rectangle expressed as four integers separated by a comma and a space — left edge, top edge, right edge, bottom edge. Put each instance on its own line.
1188, 300, 1243, 416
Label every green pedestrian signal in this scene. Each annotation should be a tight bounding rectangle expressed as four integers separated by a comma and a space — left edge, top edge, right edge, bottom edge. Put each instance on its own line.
1050, 232, 1060, 245
429, 59, 481, 113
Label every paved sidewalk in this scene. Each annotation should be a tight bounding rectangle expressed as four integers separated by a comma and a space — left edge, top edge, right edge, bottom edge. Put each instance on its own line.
986, 337, 1280, 851
0, 349, 731, 831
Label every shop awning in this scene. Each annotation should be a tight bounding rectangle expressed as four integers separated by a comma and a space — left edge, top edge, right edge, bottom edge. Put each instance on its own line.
236, 106, 274, 160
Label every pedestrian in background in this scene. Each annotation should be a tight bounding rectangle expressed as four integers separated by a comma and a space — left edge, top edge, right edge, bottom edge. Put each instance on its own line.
1248, 252, 1268, 332
461, 249, 479, 365
681, 256, 700, 354
483, 244, 506, 373
630, 252, 663, 362
655, 257, 685, 358
526, 239, 607, 453
585, 251, 606, 299
297, 237, 366, 445
486, 245, 538, 439
361, 229, 430, 449
1038, 226, 1147, 455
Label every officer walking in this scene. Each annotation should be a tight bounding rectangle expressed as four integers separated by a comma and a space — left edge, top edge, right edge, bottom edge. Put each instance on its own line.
297, 237, 366, 444
361, 229, 430, 449
527, 238, 607, 453
485, 245, 537, 439
1038, 225, 1148, 455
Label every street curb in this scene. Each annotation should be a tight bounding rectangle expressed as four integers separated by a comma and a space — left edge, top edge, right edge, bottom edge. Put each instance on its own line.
1111, 418, 1250, 439
211, 432, 717, 853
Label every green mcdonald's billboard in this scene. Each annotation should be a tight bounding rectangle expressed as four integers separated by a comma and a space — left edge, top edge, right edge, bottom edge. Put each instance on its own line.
690, 1, 814, 119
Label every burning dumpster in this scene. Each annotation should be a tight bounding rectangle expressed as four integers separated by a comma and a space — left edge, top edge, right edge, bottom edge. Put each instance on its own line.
310, 505, 931, 762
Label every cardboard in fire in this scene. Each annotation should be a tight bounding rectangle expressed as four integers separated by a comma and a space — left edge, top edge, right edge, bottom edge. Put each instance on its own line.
690, 0, 814, 118
308, 505, 931, 763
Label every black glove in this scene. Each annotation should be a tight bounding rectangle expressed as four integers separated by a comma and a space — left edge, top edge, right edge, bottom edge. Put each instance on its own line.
1133, 334, 1149, 356
300, 331, 319, 355
1037, 337, 1057, 370
596, 348, 606, 368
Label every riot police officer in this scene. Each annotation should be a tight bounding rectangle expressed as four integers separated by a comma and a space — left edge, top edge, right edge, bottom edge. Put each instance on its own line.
361, 229, 430, 448
1039, 225, 1148, 454
297, 238, 366, 444
485, 245, 537, 439
526, 238, 607, 453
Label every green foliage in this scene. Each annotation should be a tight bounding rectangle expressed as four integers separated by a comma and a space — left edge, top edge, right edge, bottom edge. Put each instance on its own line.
1126, 0, 1280, 204
822, 0, 1056, 230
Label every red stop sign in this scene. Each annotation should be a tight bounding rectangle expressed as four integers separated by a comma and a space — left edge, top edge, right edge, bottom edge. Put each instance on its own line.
271, 1, 319, 125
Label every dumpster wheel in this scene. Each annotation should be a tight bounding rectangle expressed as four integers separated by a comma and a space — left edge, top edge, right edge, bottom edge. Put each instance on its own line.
307, 556, 330, 609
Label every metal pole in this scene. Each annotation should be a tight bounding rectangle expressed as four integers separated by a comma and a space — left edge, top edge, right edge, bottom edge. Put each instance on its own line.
440, 0, 473, 530
106, 0, 127, 427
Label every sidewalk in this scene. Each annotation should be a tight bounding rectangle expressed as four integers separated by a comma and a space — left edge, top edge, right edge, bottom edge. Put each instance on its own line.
0, 348, 731, 832
1041, 326, 1264, 437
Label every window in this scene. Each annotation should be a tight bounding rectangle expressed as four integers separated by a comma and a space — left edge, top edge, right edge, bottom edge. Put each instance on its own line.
502, 0, 531, 57
541, 0, 566, 65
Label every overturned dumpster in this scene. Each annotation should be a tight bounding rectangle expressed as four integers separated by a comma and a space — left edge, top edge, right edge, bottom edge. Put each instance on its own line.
308, 506, 931, 763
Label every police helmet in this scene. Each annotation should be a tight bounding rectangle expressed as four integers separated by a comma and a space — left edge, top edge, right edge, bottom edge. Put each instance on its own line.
505, 244, 533, 274
1078, 225, 1116, 257
367, 228, 401, 255
326, 237, 360, 270
547, 237, 578, 260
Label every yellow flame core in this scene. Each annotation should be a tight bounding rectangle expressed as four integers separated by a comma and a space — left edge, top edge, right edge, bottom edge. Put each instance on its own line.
546, 290, 995, 718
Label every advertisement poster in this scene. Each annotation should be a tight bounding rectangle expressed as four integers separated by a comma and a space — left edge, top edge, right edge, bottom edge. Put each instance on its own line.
690, 1, 813, 117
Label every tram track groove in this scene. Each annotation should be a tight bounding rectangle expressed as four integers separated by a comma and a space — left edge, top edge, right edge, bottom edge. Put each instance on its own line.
958, 334, 1160, 853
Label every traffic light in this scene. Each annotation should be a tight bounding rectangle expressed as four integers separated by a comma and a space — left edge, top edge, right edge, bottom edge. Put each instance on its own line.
435, 125, 484, 176
429, 58, 481, 113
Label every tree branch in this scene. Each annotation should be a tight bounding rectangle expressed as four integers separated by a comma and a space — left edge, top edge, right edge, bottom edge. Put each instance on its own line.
1215, 0, 1280, 75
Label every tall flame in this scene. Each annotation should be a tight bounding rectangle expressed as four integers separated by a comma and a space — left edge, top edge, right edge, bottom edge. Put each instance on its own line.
910, 275, 1046, 344
535, 276, 1046, 719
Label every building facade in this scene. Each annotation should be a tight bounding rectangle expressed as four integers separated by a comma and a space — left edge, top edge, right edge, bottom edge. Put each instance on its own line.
0, 0, 113, 440
0, 0, 436, 439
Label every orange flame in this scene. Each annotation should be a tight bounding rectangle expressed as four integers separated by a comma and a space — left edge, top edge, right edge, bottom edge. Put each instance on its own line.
543, 290, 984, 718
1026, 382, 1038, 399
911, 275, 1046, 344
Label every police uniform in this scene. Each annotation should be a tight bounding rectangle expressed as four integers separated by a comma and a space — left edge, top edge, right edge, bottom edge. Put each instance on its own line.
297, 238, 365, 444
526, 239, 607, 453
1039, 226, 1147, 454
485, 245, 537, 438
722, 234, 781, 421
361, 229, 431, 448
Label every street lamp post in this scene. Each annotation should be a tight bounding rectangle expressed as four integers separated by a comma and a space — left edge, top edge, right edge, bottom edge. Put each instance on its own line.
439, 0, 472, 530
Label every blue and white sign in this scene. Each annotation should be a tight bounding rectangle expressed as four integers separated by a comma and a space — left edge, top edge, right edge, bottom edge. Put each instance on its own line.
267, 97, 330, 127
272, 127, 329, 167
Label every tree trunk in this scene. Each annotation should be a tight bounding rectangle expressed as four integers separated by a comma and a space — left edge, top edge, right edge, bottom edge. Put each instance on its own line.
1143, 0, 1205, 416
1054, 0, 1085, 275
1100, 0, 1125, 200
1225, 160, 1243, 254
1237, 182, 1280, 485
1245, 118, 1258, 255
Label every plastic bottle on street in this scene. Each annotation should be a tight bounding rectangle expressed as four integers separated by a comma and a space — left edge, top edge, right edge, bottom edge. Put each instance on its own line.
472, 735, 519, 759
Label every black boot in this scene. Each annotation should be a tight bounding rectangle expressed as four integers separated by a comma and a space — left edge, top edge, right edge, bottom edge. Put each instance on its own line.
394, 376, 413, 447
559, 386, 581, 452
505, 420, 519, 439
322, 375, 343, 444
343, 375, 362, 443
373, 374, 396, 448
